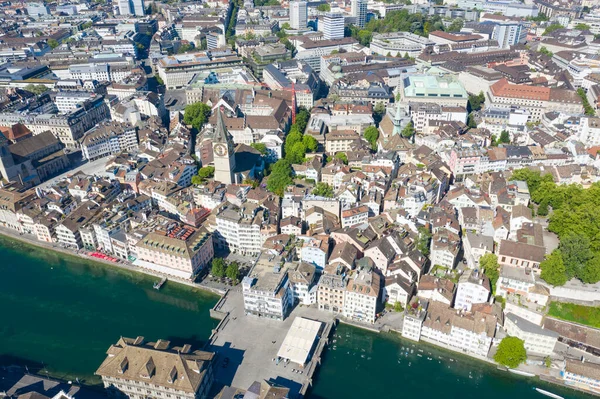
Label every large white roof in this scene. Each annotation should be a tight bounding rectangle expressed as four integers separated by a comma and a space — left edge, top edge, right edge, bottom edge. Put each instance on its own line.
276, 317, 322, 366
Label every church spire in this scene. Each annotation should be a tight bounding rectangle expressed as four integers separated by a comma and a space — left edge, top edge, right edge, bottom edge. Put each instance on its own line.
214, 106, 230, 144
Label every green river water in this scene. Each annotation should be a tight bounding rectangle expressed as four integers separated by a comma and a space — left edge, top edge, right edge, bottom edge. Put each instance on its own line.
0, 235, 594, 398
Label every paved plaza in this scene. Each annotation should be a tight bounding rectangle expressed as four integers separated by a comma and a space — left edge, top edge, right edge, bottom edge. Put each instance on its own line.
207, 291, 334, 397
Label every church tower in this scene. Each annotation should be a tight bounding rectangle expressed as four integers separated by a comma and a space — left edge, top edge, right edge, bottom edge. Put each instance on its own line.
212, 108, 236, 185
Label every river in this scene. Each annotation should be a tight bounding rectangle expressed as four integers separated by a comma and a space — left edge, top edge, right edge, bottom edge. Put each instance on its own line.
0, 235, 594, 398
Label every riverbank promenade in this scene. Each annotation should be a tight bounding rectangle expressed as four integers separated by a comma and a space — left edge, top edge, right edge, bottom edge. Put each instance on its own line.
207, 290, 335, 398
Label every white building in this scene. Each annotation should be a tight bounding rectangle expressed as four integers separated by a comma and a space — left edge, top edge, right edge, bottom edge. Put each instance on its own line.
343, 266, 381, 324
351, 0, 367, 27
80, 122, 138, 161
289, 1, 308, 29
242, 253, 294, 320
320, 13, 344, 40
215, 205, 266, 256
420, 301, 496, 358
504, 313, 559, 356
454, 269, 491, 312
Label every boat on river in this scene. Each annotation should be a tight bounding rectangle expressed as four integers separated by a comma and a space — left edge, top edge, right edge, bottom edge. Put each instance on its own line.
534, 387, 564, 399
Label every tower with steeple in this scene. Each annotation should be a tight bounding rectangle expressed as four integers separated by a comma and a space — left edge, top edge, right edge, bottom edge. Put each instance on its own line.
212, 108, 236, 185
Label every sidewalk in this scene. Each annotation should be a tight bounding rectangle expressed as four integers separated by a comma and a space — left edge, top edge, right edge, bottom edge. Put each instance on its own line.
0, 225, 225, 296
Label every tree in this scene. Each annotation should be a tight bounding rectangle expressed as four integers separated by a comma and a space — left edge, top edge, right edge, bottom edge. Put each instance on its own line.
417, 227, 431, 256
581, 255, 600, 284
538, 46, 553, 57
313, 182, 334, 198
364, 126, 380, 150
447, 18, 464, 32
226, 262, 240, 282
401, 121, 415, 138
177, 43, 194, 53
560, 233, 593, 280
335, 152, 348, 165
575, 23, 591, 31
467, 113, 477, 128
540, 250, 568, 286
287, 141, 307, 164
468, 91, 485, 112
197, 166, 215, 180
81, 21, 93, 30
543, 23, 563, 36
267, 159, 293, 196
479, 253, 499, 294
191, 175, 203, 185
537, 199, 549, 216
47, 39, 59, 49
183, 102, 212, 130
155, 75, 164, 86
577, 88, 596, 116
498, 130, 510, 144
24, 84, 50, 95
316, 3, 330, 11
302, 135, 318, 152
211, 258, 226, 278
494, 337, 527, 368
251, 142, 268, 155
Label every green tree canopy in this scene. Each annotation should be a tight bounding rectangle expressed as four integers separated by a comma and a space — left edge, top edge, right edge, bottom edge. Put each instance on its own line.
498, 130, 510, 144
24, 84, 50, 95
494, 337, 527, 368
211, 258, 226, 278
47, 39, 59, 49
364, 126, 380, 150
226, 262, 240, 282
312, 182, 334, 198
538, 46, 553, 57
540, 250, 568, 286
316, 3, 330, 11
575, 23, 591, 31
251, 142, 268, 155
543, 23, 563, 36
479, 253, 499, 294
267, 159, 293, 197
184, 102, 212, 130
468, 91, 485, 112
335, 152, 348, 165
302, 135, 318, 152
417, 226, 431, 256
401, 121, 415, 138
198, 166, 215, 179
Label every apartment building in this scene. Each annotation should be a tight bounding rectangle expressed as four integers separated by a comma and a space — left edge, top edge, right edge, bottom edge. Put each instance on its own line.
341, 205, 369, 228
135, 226, 214, 280
241, 252, 294, 320
420, 301, 497, 357
96, 336, 215, 399
300, 235, 329, 270
325, 130, 361, 153
215, 204, 268, 256
343, 265, 381, 324
454, 269, 491, 312
504, 313, 559, 356
81, 121, 138, 161
317, 264, 347, 314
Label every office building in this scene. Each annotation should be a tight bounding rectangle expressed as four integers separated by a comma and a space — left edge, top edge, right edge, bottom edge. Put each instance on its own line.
351, 0, 367, 27
321, 13, 345, 40
289, 1, 308, 29
119, 0, 145, 16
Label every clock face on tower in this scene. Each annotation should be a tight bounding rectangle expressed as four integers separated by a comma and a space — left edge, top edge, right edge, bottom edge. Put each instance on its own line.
214, 143, 227, 157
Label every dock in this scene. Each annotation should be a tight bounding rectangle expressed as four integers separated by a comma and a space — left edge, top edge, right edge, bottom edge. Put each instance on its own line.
206, 290, 335, 398
153, 277, 167, 290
